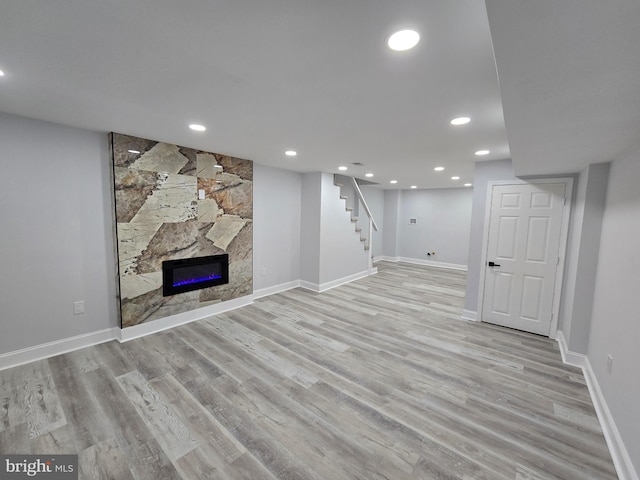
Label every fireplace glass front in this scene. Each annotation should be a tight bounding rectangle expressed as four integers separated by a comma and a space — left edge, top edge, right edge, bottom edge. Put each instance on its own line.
162, 254, 229, 296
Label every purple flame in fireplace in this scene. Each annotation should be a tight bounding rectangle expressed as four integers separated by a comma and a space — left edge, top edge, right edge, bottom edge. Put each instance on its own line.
173, 273, 222, 287
162, 254, 229, 296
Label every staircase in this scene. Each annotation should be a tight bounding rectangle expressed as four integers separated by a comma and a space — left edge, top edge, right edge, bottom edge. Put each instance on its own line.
334, 175, 376, 253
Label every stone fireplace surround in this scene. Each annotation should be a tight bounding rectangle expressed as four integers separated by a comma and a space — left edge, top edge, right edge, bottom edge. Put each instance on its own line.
162, 254, 229, 296
110, 133, 253, 330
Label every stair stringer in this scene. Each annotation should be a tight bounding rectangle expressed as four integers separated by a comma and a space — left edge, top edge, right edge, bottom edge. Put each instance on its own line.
334, 176, 369, 251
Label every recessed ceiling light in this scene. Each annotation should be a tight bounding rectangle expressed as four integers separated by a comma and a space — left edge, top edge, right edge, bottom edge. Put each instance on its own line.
475, 149, 490, 156
0, 70, 5, 77
127, 149, 140, 154
189, 123, 206, 132
285, 150, 297, 157
464, 183, 473, 187
365, 173, 374, 178
434, 166, 445, 172
390, 180, 398, 184
387, 30, 420, 51
338, 166, 348, 171
450, 117, 471, 126
451, 176, 460, 180
410, 185, 417, 189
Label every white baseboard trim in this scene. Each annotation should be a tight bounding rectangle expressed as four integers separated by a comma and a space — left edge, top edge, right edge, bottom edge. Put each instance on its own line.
299, 279, 320, 292
555, 331, 587, 367
0, 327, 120, 371
299, 268, 376, 293
376, 256, 399, 263
253, 280, 301, 299
461, 309, 479, 322
556, 331, 638, 480
379, 256, 467, 271
119, 294, 254, 342
397, 257, 468, 271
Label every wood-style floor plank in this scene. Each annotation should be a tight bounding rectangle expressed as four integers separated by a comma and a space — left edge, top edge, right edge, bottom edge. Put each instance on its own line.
0, 262, 617, 479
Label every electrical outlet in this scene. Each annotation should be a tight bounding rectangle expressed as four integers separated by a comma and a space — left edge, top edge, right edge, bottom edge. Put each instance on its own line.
74, 301, 85, 315
607, 354, 613, 374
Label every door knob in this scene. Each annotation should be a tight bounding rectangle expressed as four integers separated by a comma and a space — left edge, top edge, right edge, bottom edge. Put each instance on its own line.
488, 261, 501, 267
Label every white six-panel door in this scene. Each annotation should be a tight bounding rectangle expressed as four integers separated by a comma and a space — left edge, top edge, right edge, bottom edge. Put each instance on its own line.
481, 183, 566, 335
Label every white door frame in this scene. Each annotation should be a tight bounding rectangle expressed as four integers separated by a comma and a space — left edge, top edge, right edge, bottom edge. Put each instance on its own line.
476, 178, 574, 338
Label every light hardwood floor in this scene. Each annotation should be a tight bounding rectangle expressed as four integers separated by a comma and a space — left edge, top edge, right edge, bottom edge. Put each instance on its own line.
0, 262, 617, 479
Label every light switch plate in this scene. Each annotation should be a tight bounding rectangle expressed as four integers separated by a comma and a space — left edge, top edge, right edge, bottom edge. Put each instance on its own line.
74, 301, 85, 315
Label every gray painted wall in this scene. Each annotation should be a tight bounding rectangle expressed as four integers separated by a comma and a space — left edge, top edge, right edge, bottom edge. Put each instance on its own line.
382, 190, 401, 258
559, 163, 609, 354
257, 170, 372, 291
396, 188, 472, 266
300, 172, 369, 287
381, 188, 472, 266
559, 167, 588, 348
299, 172, 323, 285
253, 164, 302, 291
0, 112, 118, 354
587, 150, 640, 472
464, 159, 520, 313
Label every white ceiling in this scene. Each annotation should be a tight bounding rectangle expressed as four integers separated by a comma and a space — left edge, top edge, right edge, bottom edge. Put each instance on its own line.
0, 1, 638, 189
486, 0, 640, 177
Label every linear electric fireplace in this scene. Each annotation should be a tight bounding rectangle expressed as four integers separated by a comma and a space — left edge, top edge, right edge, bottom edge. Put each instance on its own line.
162, 254, 229, 296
